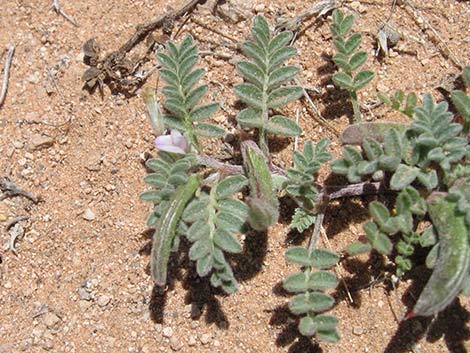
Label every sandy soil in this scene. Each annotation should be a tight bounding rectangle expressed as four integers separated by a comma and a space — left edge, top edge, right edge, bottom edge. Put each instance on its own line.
0, 0, 469, 352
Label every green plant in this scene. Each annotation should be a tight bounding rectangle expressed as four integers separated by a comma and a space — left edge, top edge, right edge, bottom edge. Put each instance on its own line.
330, 9, 374, 121
378, 89, 418, 118
235, 16, 303, 154
157, 35, 224, 151
338, 93, 470, 312
283, 246, 340, 342
140, 14, 470, 350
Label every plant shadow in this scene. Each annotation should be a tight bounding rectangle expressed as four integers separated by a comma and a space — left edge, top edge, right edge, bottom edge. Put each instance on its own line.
143, 232, 229, 327
383, 263, 470, 353
232, 229, 268, 281
269, 304, 323, 353
143, 226, 268, 328
334, 252, 394, 309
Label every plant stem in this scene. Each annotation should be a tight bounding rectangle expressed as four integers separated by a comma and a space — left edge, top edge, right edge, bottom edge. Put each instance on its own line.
308, 211, 324, 253
350, 91, 362, 122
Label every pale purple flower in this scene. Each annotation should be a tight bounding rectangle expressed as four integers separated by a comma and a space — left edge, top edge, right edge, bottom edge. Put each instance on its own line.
154, 129, 188, 154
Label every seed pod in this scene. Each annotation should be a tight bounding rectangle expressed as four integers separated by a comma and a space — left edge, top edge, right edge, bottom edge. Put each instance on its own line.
409, 192, 470, 318
151, 174, 200, 286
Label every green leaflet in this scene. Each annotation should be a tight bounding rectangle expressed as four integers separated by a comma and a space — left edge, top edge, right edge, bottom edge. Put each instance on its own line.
378, 90, 417, 117
290, 208, 316, 232
150, 175, 201, 286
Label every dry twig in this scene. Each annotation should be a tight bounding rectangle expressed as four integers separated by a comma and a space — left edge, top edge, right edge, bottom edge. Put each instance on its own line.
52, 0, 78, 27
275, 0, 337, 32
0, 177, 39, 203
0, 44, 15, 108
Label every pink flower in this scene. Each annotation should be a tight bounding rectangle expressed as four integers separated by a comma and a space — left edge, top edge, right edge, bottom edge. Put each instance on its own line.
154, 129, 188, 154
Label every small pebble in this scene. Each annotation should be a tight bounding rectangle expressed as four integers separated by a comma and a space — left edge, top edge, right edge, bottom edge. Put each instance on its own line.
42, 340, 54, 351
82, 208, 96, 221
12, 140, 24, 149
253, 4, 265, 13
79, 300, 92, 310
97, 295, 111, 307
28, 134, 54, 151
353, 326, 364, 335
187, 336, 197, 347
27, 71, 41, 84
43, 312, 60, 328
77, 287, 91, 301
170, 336, 183, 351
162, 327, 173, 338
200, 333, 211, 345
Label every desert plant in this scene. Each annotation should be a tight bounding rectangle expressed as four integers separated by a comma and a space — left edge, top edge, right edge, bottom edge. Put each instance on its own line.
140, 14, 470, 349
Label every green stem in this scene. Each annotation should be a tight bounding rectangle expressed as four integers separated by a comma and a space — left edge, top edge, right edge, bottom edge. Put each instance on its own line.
350, 91, 362, 122
258, 128, 269, 156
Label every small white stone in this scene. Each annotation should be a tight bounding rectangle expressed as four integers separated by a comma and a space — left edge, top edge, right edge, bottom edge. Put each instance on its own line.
28, 134, 54, 151
82, 208, 96, 221
170, 336, 183, 351
97, 295, 111, 307
187, 336, 197, 347
253, 4, 265, 13
43, 312, 60, 328
200, 333, 211, 345
162, 327, 173, 338
12, 140, 24, 149
77, 288, 91, 301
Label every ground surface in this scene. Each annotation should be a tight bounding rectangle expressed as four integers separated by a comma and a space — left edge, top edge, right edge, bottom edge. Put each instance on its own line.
0, 0, 469, 352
